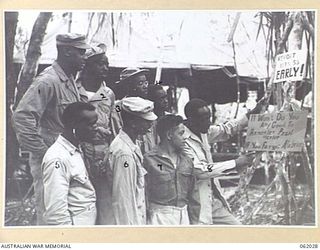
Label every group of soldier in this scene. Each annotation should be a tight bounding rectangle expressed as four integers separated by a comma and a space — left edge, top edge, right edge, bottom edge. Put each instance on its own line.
12, 33, 266, 226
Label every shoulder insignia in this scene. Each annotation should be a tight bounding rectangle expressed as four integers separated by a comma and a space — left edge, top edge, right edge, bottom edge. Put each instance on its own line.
54, 161, 62, 169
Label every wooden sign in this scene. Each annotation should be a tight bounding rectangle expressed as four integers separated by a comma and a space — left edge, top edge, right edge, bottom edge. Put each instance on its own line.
245, 111, 308, 152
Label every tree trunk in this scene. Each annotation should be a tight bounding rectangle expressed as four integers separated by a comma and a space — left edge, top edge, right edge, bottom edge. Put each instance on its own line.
288, 12, 303, 50
5, 12, 19, 182
13, 12, 52, 109
5, 12, 18, 107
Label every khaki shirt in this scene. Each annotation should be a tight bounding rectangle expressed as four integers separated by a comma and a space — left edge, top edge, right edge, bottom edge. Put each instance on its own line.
108, 130, 147, 225
143, 146, 200, 224
81, 83, 116, 177
183, 115, 248, 224
42, 135, 96, 225
87, 82, 116, 141
13, 61, 88, 157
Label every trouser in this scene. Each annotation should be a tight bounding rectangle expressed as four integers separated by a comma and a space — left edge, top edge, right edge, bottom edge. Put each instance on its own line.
148, 203, 189, 225
93, 176, 115, 225
211, 196, 241, 225
82, 142, 115, 225
71, 203, 97, 225
29, 152, 45, 225
196, 178, 240, 225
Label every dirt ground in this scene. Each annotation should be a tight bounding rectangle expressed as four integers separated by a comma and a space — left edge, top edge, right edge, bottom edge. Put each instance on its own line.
5, 183, 315, 226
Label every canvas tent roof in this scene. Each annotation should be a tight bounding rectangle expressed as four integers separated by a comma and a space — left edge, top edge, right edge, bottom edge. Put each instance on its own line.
14, 10, 269, 78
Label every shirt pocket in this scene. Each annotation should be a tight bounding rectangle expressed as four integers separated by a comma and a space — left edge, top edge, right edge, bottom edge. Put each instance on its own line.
72, 174, 90, 186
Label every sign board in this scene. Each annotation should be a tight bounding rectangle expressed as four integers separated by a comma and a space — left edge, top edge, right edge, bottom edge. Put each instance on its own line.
245, 111, 308, 152
274, 50, 307, 83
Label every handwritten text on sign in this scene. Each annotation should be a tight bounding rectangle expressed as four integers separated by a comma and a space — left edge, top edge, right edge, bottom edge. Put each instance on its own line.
245, 111, 308, 152
274, 50, 307, 83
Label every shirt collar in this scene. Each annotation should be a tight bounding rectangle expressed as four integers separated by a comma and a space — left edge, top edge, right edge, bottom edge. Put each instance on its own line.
56, 135, 80, 155
146, 145, 166, 157
184, 125, 203, 144
146, 145, 185, 162
119, 130, 144, 161
118, 129, 139, 151
52, 61, 70, 82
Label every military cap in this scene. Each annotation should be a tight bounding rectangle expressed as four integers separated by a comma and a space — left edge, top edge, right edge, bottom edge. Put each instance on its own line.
85, 45, 106, 59
121, 97, 157, 121
118, 67, 149, 84
56, 33, 91, 49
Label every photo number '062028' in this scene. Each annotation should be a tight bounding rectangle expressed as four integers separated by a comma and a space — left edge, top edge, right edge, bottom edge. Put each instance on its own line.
299, 244, 318, 249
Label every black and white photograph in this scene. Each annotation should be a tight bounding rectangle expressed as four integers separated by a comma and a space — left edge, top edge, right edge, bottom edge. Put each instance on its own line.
4, 10, 316, 227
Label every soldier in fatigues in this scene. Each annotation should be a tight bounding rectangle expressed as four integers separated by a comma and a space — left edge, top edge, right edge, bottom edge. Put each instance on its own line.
77, 45, 116, 224
42, 102, 97, 225
143, 115, 200, 225
107, 97, 157, 225
183, 98, 266, 224
13, 33, 90, 224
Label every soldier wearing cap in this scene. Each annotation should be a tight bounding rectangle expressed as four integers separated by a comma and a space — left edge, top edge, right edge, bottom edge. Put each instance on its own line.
77, 44, 116, 224
117, 67, 150, 99
111, 67, 150, 135
106, 97, 157, 225
12, 33, 90, 225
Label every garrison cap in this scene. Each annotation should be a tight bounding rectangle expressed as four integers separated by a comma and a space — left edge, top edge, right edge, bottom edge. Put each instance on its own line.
121, 97, 157, 121
56, 33, 91, 49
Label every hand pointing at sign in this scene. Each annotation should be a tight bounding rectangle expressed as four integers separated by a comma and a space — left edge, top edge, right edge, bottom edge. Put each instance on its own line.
235, 153, 255, 174
246, 97, 269, 118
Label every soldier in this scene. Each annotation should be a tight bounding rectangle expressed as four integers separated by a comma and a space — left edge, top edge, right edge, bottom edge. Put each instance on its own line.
143, 84, 171, 152
183, 98, 266, 224
42, 102, 97, 225
111, 68, 152, 154
107, 97, 157, 225
143, 114, 200, 225
118, 67, 150, 99
78, 45, 116, 224
147, 84, 170, 118
13, 33, 90, 224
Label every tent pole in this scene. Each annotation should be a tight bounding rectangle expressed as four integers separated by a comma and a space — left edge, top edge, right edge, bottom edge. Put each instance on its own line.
68, 12, 72, 33
227, 12, 241, 119
227, 13, 242, 154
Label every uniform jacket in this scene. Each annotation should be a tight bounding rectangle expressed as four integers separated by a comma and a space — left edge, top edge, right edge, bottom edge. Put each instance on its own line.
107, 130, 147, 225
183, 115, 248, 224
13, 61, 88, 157
42, 135, 96, 225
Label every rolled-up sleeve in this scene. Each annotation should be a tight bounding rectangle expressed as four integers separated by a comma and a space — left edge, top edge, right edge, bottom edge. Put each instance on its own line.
42, 158, 72, 225
207, 115, 248, 143
13, 80, 53, 156
183, 141, 236, 179
111, 154, 139, 225
192, 160, 237, 179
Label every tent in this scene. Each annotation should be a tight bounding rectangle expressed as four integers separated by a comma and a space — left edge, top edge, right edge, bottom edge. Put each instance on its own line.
13, 10, 269, 78
13, 10, 272, 109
